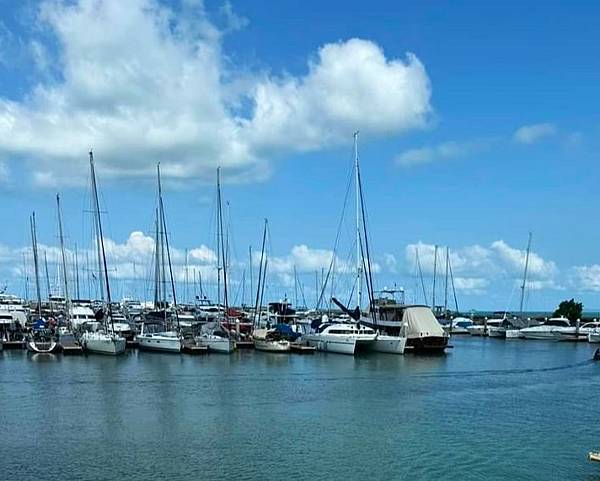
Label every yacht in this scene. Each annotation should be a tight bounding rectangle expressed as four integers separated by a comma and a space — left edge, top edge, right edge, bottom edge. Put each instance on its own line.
26, 318, 60, 353
588, 328, 600, 343
553, 321, 600, 342
70, 305, 97, 330
520, 317, 571, 340
304, 318, 377, 355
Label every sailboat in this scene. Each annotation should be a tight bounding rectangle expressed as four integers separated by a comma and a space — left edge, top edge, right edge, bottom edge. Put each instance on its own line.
503, 233, 533, 339
26, 212, 60, 354
79, 151, 126, 355
195, 168, 236, 353
251, 220, 291, 352
317, 132, 408, 354
137, 163, 183, 353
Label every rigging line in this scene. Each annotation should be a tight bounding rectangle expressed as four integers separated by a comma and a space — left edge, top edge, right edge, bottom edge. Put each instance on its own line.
253, 220, 268, 327
448, 254, 459, 313
416, 248, 429, 306
315, 144, 356, 310
357, 165, 377, 319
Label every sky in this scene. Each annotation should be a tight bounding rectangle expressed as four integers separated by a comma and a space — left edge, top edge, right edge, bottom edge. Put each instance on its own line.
0, 0, 599, 312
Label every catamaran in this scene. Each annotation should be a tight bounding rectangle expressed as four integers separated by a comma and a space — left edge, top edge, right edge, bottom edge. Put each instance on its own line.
79, 151, 126, 356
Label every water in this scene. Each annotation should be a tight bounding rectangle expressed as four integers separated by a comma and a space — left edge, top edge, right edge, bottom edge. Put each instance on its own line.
1, 338, 599, 480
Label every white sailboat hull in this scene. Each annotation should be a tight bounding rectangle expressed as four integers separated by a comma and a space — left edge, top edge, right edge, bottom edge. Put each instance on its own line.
27, 340, 59, 353
487, 327, 506, 338
520, 330, 557, 340
137, 332, 182, 353
367, 335, 406, 354
253, 338, 290, 352
195, 335, 236, 353
81, 333, 126, 355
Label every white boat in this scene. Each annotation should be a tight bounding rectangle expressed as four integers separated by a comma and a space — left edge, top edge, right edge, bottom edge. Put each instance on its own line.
137, 324, 182, 353
252, 328, 291, 352
195, 322, 235, 353
443, 317, 473, 335
520, 317, 571, 340
466, 319, 503, 337
367, 334, 406, 354
70, 305, 97, 329
27, 338, 59, 353
304, 319, 377, 355
505, 328, 524, 339
588, 329, 600, 343
553, 322, 600, 342
81, 330, 126, 355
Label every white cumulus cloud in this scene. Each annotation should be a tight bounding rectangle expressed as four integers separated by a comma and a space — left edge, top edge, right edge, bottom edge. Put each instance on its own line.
513, 123, 556, 144
0, 0, 432, 187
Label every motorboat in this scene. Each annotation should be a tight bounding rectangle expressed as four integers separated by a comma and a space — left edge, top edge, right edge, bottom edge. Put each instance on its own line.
553, 321, 600, 342
589, 329, 600, 343
442, 317, 474, 335
466, 318, 503, 337
70, 305, 97, 330
304, 318, 377, 355
520, 317, 571, 340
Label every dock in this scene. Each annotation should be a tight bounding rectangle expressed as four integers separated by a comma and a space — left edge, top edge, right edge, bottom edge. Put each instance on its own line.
236, 340, 254, 349
290, 343, 316, 354
2, 340, 24, 350
62, 344, 83, 355
127, 340, 139, 349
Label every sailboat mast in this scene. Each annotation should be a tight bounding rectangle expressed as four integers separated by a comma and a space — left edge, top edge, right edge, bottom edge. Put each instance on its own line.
89, 151, 114, 329
519, 232, 532, 318
354, 131, 362, 310
157, 163, 179, 330
74, 243, 80, 300
217, 168, 229, 317
432, 245, 438, 310
44, 250, 51, 306
443, 246, 449, 316
30, 212, 42, 318
153, 209, 160, 307
56, 194, 70, 314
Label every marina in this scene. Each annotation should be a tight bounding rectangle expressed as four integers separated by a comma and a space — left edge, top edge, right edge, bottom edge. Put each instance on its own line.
1, 336, 599, 481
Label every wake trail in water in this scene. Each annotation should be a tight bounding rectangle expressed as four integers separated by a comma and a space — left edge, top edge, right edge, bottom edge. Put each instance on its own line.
412, 359, 595, 378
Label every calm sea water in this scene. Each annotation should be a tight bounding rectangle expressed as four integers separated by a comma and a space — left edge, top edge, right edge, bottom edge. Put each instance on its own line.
1, 338, 599, 481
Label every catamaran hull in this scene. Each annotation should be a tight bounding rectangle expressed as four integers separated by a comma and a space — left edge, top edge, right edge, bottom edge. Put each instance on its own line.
27, 341, 60, 353
367, 336, 406, 354
253, 339, 290, 352
137, 336, 182, 353
83, 338, 126, 355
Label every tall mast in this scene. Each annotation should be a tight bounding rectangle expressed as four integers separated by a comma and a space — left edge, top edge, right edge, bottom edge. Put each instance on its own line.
249, 245, 253, 308
89, 150, 114, 330
432, 245, 438, 310
354, 131, 362, 310
44, 250, 51, 305
157, 163, 179, 330
153, 208, 160, 307
74, 243, 80, 299
56, 194, 70, 314
519, 232, 532, 318
30, 212, 42, 318
443, 246, 449, 316
217, 168, 229, 318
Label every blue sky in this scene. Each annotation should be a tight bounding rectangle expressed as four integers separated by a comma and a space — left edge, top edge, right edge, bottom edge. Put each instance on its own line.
1, 0, 599, 311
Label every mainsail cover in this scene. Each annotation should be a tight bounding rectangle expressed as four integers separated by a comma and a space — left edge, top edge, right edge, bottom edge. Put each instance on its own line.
402, 306, 445, 338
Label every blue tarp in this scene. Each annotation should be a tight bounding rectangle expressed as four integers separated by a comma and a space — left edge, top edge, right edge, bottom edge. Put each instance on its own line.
273, 323, 301, 341
32, 318, 47, 331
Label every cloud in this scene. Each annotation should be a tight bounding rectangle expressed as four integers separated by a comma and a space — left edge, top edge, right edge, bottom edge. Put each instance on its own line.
395, 139, 491, 167
513, 123, 557, 144
570, 265, 600, 292
0, 160, 8, 184
0, 0, 432, 187
405, 240, 559, 294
